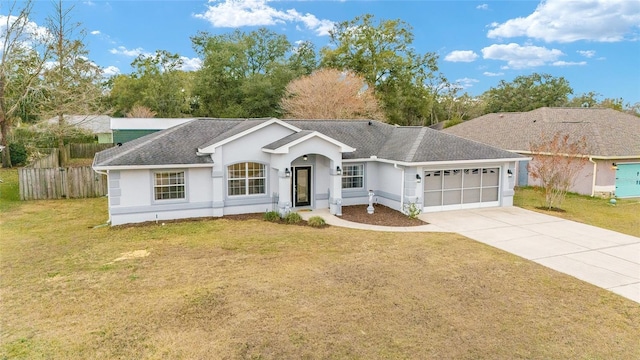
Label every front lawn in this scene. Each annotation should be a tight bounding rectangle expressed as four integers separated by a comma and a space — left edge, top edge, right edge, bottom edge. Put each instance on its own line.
1, 172, 638, 359
514, 186, 640, 237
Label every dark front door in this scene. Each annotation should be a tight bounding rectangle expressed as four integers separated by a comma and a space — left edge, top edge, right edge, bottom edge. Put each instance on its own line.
293, 167, 311, 207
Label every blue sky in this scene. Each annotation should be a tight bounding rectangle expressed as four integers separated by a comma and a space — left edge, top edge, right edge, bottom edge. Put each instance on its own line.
9, 0, 640, 105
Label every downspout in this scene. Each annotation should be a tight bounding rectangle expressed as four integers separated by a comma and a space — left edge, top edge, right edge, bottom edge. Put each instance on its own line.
394, 163, 405, 211
588, 157, 597, 197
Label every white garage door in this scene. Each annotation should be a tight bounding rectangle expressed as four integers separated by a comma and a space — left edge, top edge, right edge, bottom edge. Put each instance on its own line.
423, 167, 500, 212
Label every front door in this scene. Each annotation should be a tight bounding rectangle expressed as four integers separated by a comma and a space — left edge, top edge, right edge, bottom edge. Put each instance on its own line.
293, 167, 311, 207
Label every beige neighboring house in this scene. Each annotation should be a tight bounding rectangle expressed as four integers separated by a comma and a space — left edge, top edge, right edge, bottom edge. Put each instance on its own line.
46, 115, 113, 143
443, 107, 640, 198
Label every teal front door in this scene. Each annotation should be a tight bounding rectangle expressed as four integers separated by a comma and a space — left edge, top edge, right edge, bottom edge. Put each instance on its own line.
615, 163, 640, 198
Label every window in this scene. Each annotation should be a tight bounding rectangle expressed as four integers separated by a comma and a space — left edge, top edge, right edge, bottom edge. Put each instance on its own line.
228, 162, 266, 196
154, 171, 185, 200
342, 164, 364, 189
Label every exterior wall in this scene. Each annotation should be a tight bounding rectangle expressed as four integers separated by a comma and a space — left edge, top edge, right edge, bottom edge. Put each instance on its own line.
341, 161, 403, 212
97, 133, 113, 144
526, 156, 594, 196
108, 167, 214, 226
113, 130, 158, 144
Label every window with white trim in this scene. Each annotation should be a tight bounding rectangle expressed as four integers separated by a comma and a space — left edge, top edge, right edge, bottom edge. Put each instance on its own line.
154, 171, 185, 200
228, 162, 266, 196
342, 164, 364, 189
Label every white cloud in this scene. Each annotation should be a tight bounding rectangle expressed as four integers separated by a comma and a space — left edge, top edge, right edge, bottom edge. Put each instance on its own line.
476, 4, 489, 10
103, 66, 120, 76
487, 0, 640, 43
444, 50, 479, 62
90, 30, 101, 35
0, 14, 51, 47
481, 43, 564, 69
179, 57, 203, 71
483, 71, 504, 77
577, 50, 596, 58
194, 0, 334, 36
455, 77, 479, 89
552, 60, 587, 67
109, 46, 148, 57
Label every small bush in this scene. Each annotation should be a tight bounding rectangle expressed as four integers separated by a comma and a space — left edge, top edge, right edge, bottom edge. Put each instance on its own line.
283, 212, 302, 224
307, 216, 326, 228
8, 143, 28, 166
263, 211, 281, 222
404, 202, 421, 219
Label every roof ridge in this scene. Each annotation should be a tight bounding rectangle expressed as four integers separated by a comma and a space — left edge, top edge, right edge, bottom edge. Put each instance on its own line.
404, 127, 429, 162
97, 119, 195, 165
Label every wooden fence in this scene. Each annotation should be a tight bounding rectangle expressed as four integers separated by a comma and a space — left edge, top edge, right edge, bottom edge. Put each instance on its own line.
70, 143, 113, 158
19, 166, 108, 200
31, 148, 60, 168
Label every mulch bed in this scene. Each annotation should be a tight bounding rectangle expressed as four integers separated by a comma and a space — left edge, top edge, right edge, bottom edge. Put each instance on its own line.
340, 204, 427, 227
117, 205, 425, 228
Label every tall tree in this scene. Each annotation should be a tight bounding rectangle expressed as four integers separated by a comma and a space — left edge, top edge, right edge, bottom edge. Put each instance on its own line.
39, 0, 104, 166
108, 50, 190, 117
483, 73, 573, 114
320, 14, 442, 125
191, 28, 306, 118
280, 68, 383, 120
0, 0, 49, 167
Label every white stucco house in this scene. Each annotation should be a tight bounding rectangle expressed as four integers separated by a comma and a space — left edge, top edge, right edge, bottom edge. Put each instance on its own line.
93, 118, 525, 226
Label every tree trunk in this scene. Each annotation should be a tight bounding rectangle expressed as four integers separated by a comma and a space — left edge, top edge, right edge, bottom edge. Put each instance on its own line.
57, 113, 67, 167
1, 118, 11, 168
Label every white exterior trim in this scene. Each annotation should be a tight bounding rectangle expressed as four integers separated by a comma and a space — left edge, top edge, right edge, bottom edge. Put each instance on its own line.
198, 118, 301, 154
94, 163, 214, 171
262, 131, 356, 154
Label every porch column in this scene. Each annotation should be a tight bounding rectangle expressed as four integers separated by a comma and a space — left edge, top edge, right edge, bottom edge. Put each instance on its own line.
329, 160, 342, 215
277, 168, 292, 216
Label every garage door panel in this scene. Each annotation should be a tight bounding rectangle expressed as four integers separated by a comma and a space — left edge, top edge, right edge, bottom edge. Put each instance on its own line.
424, 167, 502, 210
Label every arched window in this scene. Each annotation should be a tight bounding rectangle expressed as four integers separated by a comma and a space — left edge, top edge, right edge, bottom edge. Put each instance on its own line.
228, 162, 266, 196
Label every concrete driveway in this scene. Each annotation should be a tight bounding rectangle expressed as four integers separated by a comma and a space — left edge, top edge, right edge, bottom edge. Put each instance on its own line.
420, 207, 640, 303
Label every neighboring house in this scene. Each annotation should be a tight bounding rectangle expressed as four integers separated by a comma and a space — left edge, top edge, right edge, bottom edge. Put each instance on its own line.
93, 118, 525, 226
443, 107, 640, 198
111, 118, 194, 144
46, 115, 112, 143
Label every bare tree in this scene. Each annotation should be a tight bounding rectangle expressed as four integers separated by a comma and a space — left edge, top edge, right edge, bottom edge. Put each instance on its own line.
39, 0, 105, 166
0, 0, 50, 167
280, 68, 383, 120
126, 105, 156, 118
528, 132, 589, 210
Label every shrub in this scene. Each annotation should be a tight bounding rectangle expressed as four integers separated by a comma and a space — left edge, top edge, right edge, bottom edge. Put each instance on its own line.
404, 202, 421, 219
283, 212, 302, 224
307, 216, 326, 228
263, 211, 281, 222
8, 143, 28, 166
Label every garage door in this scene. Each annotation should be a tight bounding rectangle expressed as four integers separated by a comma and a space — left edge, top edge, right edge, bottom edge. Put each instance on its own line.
616, 163, 640, 198
423, 167, 500, 212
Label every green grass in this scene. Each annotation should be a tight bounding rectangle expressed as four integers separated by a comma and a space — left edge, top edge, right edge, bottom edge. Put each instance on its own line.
514, 186, 640, 237
0, 168, 20, 212
1, 171, 639, 358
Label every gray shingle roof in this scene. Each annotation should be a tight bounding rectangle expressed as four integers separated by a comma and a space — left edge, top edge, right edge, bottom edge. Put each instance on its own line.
262, 130, 315, 150
46, 115, 111, 134
94, 118, 522, 167
443, 107, 640, 157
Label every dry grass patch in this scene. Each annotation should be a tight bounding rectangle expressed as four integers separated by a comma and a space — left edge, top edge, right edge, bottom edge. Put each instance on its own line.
1, 196, 639, 359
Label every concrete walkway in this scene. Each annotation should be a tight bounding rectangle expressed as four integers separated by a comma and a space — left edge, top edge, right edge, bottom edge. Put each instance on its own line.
299, 207, 640, 303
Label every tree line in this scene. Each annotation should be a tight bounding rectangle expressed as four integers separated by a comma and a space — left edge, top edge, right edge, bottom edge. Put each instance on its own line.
1, 1, 638, 167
